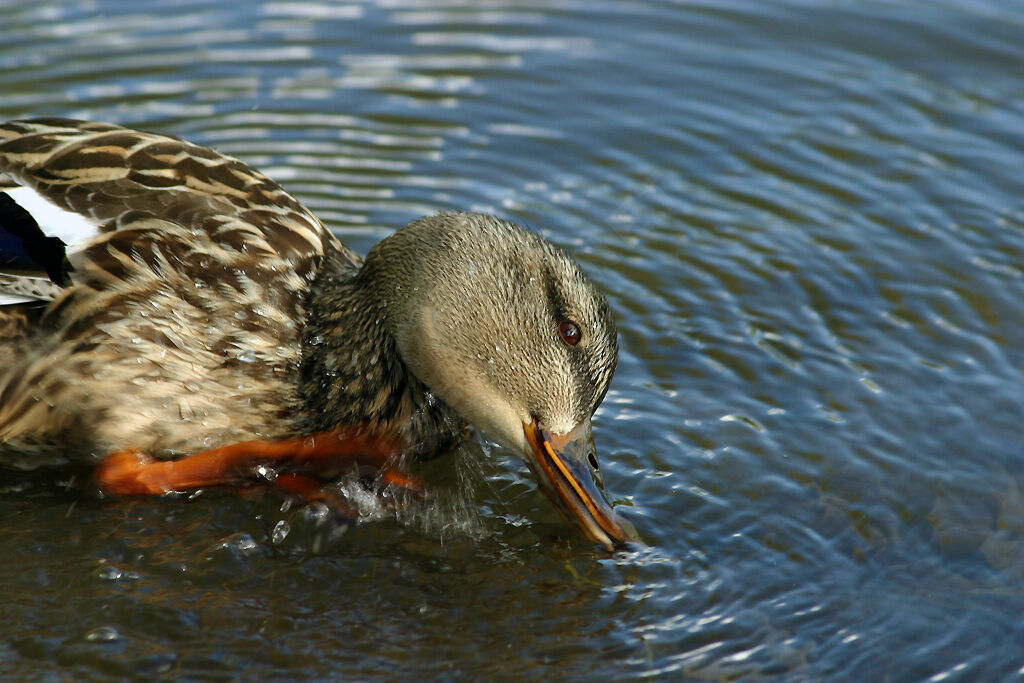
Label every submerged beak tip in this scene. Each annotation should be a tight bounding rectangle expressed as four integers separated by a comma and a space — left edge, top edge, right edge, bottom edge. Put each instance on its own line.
522, 418, 639, 549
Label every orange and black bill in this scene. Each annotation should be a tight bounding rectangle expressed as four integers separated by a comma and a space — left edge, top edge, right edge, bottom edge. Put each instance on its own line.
522, 417, 641, 551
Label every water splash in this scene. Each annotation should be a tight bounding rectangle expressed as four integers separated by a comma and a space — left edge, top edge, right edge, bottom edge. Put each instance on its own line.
285, 442, 492, 544
396, 446, 490, 543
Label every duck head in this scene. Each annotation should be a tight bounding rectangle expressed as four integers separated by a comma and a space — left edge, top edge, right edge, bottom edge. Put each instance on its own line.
363, 212, 637, 550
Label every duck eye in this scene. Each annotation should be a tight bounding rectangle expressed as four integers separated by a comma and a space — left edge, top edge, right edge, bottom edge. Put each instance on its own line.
558, 320, 581, 347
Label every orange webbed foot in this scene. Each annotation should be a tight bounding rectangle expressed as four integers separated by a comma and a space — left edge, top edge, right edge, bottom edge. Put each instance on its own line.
96, 449, 169, 495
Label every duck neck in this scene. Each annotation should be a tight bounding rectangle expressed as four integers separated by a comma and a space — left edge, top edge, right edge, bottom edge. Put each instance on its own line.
295, 244, 464, 457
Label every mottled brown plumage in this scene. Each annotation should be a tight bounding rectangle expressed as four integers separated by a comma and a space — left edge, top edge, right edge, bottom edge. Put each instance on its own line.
0, 119, 635, 548
0, 119, 330, 462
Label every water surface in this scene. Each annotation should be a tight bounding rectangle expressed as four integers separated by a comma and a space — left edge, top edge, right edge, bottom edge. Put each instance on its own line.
1, 0, 1023, 679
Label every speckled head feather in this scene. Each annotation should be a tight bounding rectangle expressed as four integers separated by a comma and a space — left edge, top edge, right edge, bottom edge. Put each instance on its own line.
361, 212, 618, 454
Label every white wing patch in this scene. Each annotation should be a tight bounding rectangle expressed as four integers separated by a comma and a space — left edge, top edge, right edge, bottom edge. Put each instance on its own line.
5, 185, 101, 250
0, 294, 31, 305
1, 186, 102, 305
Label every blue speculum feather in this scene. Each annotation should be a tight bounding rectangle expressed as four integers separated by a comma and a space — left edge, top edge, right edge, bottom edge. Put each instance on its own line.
0, 192, 68, 284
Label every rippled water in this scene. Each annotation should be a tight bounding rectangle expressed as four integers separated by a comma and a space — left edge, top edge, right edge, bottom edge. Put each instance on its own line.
2, 0, 1024, 678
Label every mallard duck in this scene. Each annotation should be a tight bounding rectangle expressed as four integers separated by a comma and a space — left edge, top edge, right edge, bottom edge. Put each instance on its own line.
0, 119, 636, 549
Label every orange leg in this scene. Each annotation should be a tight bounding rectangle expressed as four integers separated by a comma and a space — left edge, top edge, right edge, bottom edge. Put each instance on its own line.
95, 425, 421, 497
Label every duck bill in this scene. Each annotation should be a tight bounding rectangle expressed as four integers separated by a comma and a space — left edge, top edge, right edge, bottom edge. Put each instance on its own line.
522, 417, 637, 551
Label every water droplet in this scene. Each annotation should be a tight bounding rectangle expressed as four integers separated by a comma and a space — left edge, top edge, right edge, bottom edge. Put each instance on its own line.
96, 566, 140, 582
221, 533, 258, 555
234, 310, 248, 320
85, 627, 121, 643
96, 566, 123, 581
309, 335, 324, 346
303, 503, 331, 525
254, 465, 277, 482
237, 350, 257, 363
271, 520, 290, 545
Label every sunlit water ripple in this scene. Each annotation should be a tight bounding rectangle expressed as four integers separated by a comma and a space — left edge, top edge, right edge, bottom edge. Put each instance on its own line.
1, 0, 1023, 679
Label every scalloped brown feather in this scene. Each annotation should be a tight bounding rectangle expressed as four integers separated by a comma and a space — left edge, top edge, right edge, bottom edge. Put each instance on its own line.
0, 119, 364, 462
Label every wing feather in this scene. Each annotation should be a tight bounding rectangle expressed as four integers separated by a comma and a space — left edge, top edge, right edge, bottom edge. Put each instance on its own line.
0, 118, 343, 276
0, 119, 361, 459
